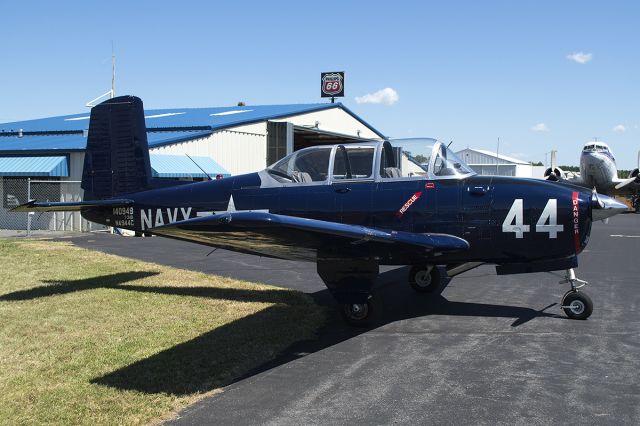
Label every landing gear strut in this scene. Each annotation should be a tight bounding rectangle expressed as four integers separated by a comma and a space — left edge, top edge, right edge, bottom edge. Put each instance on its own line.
559, 268, 593, 320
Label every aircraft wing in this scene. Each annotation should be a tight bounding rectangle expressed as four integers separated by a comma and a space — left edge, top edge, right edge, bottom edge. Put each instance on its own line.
152, 211, 470, 261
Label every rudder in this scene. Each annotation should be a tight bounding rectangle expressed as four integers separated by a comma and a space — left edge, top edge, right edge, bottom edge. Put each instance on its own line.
81, 96, 151, 200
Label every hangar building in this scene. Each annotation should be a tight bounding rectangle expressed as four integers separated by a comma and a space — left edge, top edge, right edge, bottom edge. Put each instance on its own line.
455, 148, 545, 178
0, 102, 384, 231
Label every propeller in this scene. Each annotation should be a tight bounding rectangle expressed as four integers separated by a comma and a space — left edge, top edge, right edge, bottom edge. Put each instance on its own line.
615, 176, 637, 190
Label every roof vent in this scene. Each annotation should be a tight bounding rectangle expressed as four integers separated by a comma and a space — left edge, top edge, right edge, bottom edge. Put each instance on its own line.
18, 129, 23, 138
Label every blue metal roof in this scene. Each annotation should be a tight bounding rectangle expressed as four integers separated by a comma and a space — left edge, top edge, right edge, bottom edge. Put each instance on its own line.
0, 156, 69, 177
0, 102, 385, 153
147, 130, 213, 148
150, 154, 229, 178
0, 134, 86, 152
0, 131, 213, 153
0, 103, 380, 133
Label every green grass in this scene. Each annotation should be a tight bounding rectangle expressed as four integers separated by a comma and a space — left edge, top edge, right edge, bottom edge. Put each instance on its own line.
0, 238, 325, 425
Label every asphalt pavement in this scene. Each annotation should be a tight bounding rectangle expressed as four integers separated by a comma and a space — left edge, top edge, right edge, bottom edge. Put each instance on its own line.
58, 214, 640, 425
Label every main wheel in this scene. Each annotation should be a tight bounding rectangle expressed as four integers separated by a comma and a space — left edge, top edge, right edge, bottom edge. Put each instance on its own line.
408, 265, 442, 293
562, 291, 593, 320
340, 297, 377, 327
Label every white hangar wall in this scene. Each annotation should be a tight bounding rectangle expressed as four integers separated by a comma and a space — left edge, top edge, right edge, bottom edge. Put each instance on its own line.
150, 126, 267, 176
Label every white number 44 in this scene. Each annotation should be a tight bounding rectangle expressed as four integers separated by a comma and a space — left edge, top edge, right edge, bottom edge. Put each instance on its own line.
502, 199, 564, 239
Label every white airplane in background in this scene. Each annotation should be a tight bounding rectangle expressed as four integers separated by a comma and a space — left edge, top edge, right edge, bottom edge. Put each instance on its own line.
545, 141, 640, 211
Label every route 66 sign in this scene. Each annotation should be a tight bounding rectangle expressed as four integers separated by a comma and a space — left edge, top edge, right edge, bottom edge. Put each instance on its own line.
321, 72, 345, 98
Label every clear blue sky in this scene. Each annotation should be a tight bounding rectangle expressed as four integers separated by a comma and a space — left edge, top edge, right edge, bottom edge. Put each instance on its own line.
1, 1, 638, 167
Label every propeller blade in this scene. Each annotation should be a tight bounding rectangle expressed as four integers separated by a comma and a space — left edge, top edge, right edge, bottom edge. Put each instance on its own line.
615, 177, 637, 190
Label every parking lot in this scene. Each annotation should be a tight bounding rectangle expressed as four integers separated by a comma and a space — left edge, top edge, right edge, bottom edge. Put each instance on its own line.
63, 214, 640, 425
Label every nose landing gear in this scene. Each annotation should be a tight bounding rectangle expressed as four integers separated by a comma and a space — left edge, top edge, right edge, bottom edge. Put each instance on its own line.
559, 268, 593, 320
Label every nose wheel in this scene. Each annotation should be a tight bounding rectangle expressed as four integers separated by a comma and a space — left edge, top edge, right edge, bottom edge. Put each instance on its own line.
561, 291, 593, 320
559, 269, 593, 320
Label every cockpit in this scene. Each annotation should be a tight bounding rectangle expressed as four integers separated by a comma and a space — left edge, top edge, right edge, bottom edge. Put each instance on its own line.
267, 138, 475, 184
583, 143, 610, 153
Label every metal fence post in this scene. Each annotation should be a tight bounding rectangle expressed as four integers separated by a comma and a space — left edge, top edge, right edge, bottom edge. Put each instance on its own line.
26, 178, 31, 237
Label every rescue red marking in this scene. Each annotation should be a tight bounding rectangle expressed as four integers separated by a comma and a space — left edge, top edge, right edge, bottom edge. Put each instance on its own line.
397, 191, 422, 218
425, 182, 435, 189
572, 192, 581, 253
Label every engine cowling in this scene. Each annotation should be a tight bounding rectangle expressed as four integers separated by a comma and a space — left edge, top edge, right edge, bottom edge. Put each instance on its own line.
627, 168, 640, 182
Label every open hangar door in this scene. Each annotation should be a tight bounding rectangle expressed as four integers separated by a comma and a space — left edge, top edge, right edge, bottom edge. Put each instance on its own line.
267, 121, 378, 165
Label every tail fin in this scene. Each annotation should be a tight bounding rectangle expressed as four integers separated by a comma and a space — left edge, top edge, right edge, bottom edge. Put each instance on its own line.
81, 96, 151, 200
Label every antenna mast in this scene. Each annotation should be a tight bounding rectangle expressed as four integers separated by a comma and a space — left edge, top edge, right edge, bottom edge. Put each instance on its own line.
111, 42, 116, 98
86, 43, 116, 107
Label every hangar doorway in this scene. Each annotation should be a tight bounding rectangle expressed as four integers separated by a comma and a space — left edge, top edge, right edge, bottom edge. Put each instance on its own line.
266, 121, 378, 166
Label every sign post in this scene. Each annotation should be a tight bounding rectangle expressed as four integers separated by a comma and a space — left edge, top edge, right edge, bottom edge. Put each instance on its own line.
321, 72, 345, 103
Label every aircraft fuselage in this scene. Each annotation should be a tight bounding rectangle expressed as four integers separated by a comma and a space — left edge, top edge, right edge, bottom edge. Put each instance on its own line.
82, 172, 594, 266
580, 150, 618, 193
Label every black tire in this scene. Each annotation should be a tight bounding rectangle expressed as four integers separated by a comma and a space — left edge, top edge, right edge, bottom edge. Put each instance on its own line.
562, 291, 593, 320
408, 265, 442, 293
340, 296, 377, 327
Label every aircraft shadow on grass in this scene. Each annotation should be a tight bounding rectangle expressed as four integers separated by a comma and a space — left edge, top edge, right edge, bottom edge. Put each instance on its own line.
1, 268, 560, 396
0, 271, 159, 301
77, 267, 559, 396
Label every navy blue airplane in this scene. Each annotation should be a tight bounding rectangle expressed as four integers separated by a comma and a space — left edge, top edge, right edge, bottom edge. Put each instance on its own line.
14, 96, 628, 326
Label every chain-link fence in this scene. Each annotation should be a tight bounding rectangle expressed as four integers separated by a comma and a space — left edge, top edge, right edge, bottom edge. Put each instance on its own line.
1, 178, 99, 233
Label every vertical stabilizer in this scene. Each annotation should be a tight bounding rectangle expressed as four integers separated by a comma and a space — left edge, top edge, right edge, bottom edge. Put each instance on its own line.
81, 96, 151, 200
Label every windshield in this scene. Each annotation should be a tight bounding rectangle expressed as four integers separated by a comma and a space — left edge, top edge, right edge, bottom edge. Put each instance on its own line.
584, 143, 609, 153
387, 138, 474, 178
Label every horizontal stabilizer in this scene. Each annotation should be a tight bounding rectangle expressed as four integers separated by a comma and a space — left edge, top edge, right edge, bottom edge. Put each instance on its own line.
11, 199, 134, 212
151, 211, 469, 259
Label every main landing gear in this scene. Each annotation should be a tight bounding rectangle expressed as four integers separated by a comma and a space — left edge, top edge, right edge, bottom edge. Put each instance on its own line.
341, 295, 378, 327
408, 265, 442, 293
559, 268, 593, 320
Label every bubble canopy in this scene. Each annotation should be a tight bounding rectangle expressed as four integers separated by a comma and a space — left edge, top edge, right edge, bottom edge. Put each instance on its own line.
267, 138, 475, 183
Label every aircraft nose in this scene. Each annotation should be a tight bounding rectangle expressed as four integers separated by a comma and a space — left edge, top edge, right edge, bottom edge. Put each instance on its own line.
591, 192, 628, 221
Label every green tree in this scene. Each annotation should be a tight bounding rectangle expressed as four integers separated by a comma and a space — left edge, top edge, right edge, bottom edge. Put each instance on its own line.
414, 154, 429, 164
